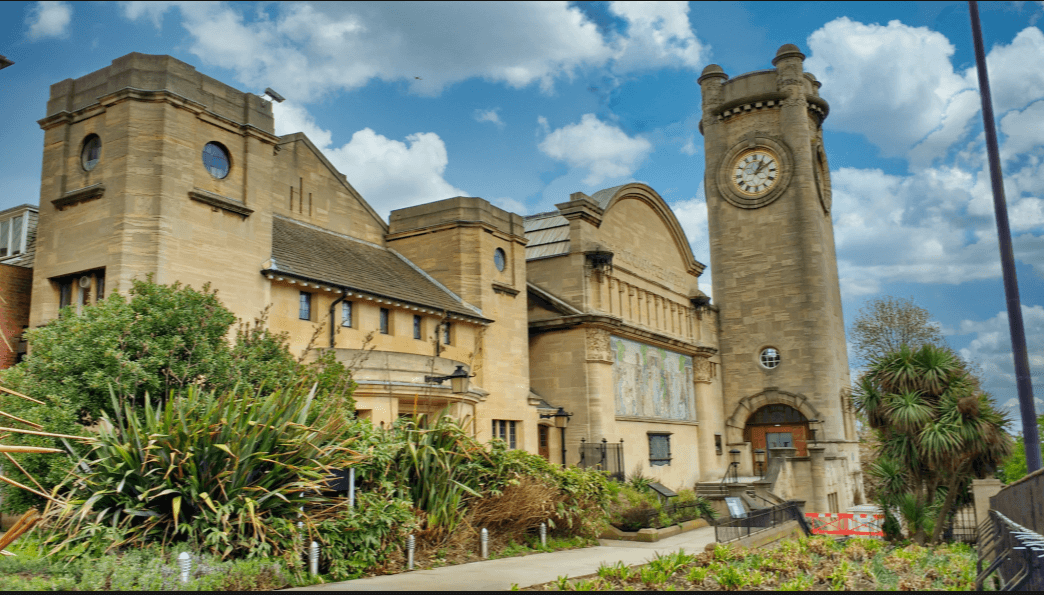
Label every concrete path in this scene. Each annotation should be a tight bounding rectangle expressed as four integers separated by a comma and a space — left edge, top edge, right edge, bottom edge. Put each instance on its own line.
285, 526, 717, 591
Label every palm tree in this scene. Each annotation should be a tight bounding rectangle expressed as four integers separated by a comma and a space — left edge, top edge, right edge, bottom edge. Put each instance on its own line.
855, 344, 1012, 544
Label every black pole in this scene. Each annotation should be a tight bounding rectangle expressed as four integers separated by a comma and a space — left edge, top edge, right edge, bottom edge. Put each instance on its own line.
969, 1, 1041, 473
560, 427, 567, 467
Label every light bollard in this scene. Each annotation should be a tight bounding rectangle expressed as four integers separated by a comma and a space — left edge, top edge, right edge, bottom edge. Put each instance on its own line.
480, 527, 489, 559
309, 541, 320, 576
349, 467, 355, 509
407, 534, 415, 570
539, 522, 547, 548
178, 551, 192, 584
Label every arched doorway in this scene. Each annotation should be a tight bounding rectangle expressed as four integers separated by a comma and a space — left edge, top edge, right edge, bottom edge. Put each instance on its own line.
743, 404, 809, 470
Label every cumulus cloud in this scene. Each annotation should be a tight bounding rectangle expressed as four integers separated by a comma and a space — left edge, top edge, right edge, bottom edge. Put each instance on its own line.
806, 17, 973, 158
538, 114, 652, 185
26, 1, 72, 40
272, 102, 466, 219
121, 1, 708, 101
607, 1, 708, 73
670, 194, 713, 298
474, 108, 504, 128
956, 305, 1044, 419
829, 164, 1044, 297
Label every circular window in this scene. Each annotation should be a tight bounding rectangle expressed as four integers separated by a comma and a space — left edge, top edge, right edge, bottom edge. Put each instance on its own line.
760, 347, 781, 369
81, 135, 101, 171
494, 248, 506, 272
202, 142, 230, 179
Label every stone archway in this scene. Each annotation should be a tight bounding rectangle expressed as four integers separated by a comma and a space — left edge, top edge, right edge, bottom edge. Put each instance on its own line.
725, 389, 822, 463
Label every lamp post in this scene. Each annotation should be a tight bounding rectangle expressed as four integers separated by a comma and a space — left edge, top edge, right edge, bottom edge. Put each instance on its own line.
729, 448, 741, 483
424, 365, 473, 394
540, 407, 573, 466
754, 449, 766, 478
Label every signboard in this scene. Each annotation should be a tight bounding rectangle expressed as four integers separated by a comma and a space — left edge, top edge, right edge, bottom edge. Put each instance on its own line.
725, 497, 747, 519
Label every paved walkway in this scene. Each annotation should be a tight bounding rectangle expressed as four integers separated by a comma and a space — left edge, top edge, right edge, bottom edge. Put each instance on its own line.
285, 526, 717, 591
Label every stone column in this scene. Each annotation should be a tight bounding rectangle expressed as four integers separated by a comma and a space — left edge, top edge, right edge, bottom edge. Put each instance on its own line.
971, 478, 1004, 527
808, 446, 827, 513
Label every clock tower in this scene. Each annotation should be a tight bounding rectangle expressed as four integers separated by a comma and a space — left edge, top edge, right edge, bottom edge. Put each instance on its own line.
698, 45, 856, 493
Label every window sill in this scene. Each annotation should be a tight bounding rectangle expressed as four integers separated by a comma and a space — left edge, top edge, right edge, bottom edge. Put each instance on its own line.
53, 183, 105, 210
189, 188, 253, 218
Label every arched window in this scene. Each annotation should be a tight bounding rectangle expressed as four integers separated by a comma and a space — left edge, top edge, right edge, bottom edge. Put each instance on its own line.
81, 135, 102, 171
748, 404, 807, 425
202, 142, 230, 179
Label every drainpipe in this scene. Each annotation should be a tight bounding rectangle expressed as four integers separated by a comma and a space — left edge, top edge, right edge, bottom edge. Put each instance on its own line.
329, 288, 348, 348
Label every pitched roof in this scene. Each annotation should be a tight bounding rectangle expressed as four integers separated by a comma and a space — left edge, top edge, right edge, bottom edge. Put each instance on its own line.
268, 216, 485, 320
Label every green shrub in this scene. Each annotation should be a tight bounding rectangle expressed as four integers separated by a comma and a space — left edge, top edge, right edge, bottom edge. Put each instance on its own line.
314, 491, 419, 580
39, 383, 360, 560
0, 277, 355, 513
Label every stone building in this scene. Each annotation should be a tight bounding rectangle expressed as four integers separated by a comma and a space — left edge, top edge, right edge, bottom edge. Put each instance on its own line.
24, 46, 861, 511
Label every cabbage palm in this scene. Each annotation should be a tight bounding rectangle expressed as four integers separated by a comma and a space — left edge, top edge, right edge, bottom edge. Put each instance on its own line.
854, 344, 1012, 544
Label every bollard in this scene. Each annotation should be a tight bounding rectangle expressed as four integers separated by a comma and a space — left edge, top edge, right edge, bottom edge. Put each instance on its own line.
540, 522, 547, 548
407, 534, 415, 570
178, 551, 192, 584
298, 520, 305, 549
480, 527, 489, 559
349, 467, 355, 509
309, 541, 320, 576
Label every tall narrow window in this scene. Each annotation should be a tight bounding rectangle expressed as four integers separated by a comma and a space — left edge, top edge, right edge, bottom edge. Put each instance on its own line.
379, 308, 390, 334
442, 322, 451, 345
0, 219, 8, 257
58, 280, 72, 310
299, 291, 311, 321
96, 273, 105, 301
341, 301, 353, 327
10, 215, 22, 255
81, 135, 102, 171
492, 420, 517, 449
413, 315, 422, 340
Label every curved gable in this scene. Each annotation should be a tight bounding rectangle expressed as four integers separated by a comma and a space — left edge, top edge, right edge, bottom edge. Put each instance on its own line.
597, 183, 705, 278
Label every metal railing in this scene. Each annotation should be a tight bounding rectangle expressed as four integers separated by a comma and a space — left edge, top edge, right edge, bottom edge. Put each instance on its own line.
625, 500, 712, 530
714, 501, 809, 543
578, 438, 624, 482
990, 470, 1043, 532
976, 509, 1044, 591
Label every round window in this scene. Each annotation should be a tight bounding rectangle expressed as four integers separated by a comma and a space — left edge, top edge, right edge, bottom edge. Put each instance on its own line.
202, 142, 230, 179
760, 347, 781, 369
494, 248, 506, 272
81, 135, 101, 171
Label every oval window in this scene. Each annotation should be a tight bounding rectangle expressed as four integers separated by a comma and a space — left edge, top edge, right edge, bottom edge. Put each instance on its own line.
81, 135, 101, 171
494, 248, 506, 272
202, 142, 230, 179
760, 347, 781, 369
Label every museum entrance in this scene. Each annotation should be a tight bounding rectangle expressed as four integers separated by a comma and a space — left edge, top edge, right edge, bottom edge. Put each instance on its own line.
743, 404, 809, 472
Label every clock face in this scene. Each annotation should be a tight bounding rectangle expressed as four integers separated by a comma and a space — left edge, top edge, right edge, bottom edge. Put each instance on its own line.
731, 150, 779, 196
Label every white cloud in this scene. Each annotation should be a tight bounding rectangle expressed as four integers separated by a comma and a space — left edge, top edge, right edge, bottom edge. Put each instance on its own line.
670, 194, 712, 299
26, 1, 72, 40
956, 305, 1044, 418
121, 1, 708, 101
806, 17, 973, 158
538, 114, 652, 185
978, 26, 1044, 115
474, 108, 504, 128
1000, 100, 1044, 160
272, 102, 466, 219
607, 1, 708, 73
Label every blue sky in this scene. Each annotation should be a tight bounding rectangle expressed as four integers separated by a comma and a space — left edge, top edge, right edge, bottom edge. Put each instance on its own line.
2, 1, 1043, 429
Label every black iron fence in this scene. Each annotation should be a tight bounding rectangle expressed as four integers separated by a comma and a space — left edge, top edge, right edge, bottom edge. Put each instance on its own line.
621, 500, 711, 531
977, 470, 1044, 590
941, 504, 977, 544
976, 509, 1044, 591
578, 438, 624, 482
714, 501, 810, 543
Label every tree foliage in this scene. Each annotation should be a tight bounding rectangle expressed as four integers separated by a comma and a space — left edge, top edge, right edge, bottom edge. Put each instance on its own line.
998, 413, 1044, 484
854, 344, 1013, 544
849, 296, 944, 367
0, 277, 355, 512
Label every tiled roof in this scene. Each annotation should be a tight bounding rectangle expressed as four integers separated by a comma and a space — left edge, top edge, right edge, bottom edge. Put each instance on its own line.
268, 216, 485, 320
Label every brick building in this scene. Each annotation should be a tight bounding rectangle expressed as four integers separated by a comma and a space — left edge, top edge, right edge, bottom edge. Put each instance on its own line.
0, 204, 36, 369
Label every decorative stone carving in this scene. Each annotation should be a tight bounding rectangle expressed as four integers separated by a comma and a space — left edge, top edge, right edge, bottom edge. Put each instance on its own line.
585, 327, 613, 363
694, 356, 715, 384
